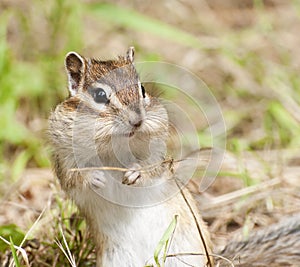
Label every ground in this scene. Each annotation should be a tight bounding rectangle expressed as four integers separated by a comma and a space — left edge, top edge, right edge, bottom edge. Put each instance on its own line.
0, 0, 300, 266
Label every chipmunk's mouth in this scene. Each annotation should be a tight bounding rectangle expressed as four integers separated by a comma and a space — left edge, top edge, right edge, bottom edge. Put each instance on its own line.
114, 126, 140, 138
124, 131, 135, 138
112, 129, 136, 138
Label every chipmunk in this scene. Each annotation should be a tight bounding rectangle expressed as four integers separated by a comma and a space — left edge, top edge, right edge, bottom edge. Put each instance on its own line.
49, 48, 300, 267
48, 47, 213, 267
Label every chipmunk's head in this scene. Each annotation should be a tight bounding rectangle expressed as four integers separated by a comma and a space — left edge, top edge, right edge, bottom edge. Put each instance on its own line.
63, 47, 168, 162
65, 47, 139, 100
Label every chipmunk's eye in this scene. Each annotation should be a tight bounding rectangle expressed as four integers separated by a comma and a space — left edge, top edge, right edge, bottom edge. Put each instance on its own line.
141, 85, 146, 98
91, 88, 108, 104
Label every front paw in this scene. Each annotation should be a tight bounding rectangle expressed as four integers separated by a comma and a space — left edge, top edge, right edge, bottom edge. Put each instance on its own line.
122, 163, 142, 185
88, 170, 106, 189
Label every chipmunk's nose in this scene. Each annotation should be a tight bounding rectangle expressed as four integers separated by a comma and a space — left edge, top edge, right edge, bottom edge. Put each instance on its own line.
128, 106, 143, 128
129, 116, 143, 128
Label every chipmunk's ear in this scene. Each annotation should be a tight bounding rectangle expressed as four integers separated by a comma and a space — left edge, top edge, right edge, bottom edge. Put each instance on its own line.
126, 47, 135, 63
65, 52, 86, 96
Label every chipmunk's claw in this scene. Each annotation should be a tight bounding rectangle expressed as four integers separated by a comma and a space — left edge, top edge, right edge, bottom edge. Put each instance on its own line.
90, 171, 106, 189
123, 163, 142, 185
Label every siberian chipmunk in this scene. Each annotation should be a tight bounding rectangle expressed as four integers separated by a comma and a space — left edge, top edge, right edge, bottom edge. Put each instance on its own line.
49, 48, 300, 267
48, 47, 212, 267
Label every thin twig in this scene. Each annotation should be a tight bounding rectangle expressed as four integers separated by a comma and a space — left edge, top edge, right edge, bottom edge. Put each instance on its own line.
20, 206, 47, 248
69, 166, 129, 173
68, 158, 187, 173
7, 205, 48, 267
202, 177, 281, 210
174, 178, 212, 267
166, 252, 234, 267
55, 225, 76, 267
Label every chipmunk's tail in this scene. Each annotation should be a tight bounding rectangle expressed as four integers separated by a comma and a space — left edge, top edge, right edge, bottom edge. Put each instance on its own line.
215, 214, 300, 267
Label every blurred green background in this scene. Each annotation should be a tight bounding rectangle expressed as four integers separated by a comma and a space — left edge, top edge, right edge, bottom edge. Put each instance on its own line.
1, 0, 300, 265
1, 0, 300, 185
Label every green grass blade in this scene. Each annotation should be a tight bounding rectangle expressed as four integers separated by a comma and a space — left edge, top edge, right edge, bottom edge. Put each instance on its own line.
269, 101, 300, 133
86, 3, 203, 49
9, 236, 21, 267
153, 215, 178, 266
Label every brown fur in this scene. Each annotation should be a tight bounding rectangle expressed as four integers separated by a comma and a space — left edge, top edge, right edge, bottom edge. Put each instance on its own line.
217, 214, 300, 266
49, 49, 213, 267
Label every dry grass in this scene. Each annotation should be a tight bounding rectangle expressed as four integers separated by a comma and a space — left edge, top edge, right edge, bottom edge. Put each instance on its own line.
1, 0, 300, 266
